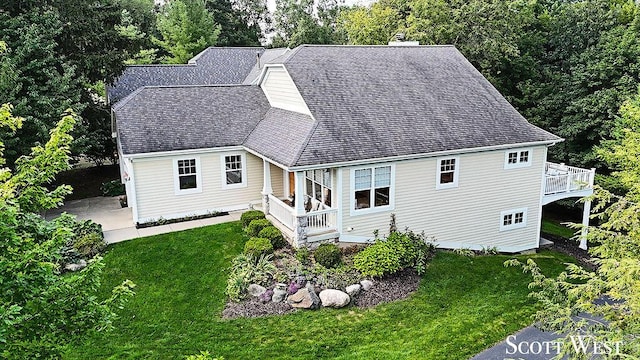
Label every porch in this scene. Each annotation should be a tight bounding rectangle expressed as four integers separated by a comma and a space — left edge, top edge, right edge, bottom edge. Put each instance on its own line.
542, 162, 596, 250
260, 161, 339, 247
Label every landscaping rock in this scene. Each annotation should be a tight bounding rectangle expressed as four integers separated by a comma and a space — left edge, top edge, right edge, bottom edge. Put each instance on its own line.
64, 259, 87, 272
259, 289, 274, 303
360, 279, 374, 291
248, 284, 267, 297
272, 288, 287, 303
306, 282, 321, 308
319, 289, 350, 308
346, 284, 361, 297
287, 288, 320, 309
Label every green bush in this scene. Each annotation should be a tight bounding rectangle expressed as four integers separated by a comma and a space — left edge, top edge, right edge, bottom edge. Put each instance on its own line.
240, 210, 265, 228
258, 226, 286, 249
313, 243, 342, 268
354, 231, 437, 277
225, 253, 276, 301
73, 232, 106, 258
243, 237, 273, 258
246, 219, 272, 237
295, 247, 311, 265
100, 179, 125, 196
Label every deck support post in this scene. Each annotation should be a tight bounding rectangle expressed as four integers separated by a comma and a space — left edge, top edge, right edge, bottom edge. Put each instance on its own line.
261, 160, 272, 214
579, 199, 591, 250
293, 171, 308, 247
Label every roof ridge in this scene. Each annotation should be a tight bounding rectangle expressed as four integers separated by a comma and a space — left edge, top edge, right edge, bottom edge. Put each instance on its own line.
112, 86, 147, 111
290, 114, 320, 166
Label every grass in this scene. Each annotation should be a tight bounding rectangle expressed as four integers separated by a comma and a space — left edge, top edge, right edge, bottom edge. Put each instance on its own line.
541, 218, 576, 239
64, 222, 575, 359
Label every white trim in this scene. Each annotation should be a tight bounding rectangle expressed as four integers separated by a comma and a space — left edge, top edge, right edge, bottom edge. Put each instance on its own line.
126, 146, 244, 160
173, 157, 203, 195
128, 158, 139, 224
500, 207, 528, 231
504, 148, 533, 169
536, 147, 548, 247
283, 168, 290, 197
435, 156, 460, 190
287, 141, 560, 171
336, 168, 343, 234
349, 164, 395, 216
220, 152, 248, 189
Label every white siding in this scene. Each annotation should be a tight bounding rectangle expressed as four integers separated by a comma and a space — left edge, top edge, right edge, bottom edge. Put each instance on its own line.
133, 151, 263, 223
260, 67, 311, 115
270, 163, 285, 198
340, 147, 546, 252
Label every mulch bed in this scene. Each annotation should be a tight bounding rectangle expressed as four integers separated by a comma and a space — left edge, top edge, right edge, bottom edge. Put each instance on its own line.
542, 232, 596, 271
221, 268, 422, 319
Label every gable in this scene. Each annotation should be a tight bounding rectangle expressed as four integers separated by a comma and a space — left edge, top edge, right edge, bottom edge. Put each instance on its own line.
259, 66, 311, 115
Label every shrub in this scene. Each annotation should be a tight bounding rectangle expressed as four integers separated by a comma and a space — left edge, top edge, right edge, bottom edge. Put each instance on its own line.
100, 179, 125, 196
353, 240, 402, 277
246, 219, 272, 237
258, 226, 286, 249
313, 243, 342, 268
243, 237, 273, 258
226, 253, 276, 301
240, 210, 265, 228
73, 232, 106, 258
295, 247, 311, 265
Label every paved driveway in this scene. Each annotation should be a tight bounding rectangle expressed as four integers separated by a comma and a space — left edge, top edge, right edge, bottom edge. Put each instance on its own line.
45, 196, 241, 243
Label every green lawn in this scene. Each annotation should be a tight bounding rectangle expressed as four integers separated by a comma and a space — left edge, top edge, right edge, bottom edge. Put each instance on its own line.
541, 218, 576, 239
65, 222, 574, 359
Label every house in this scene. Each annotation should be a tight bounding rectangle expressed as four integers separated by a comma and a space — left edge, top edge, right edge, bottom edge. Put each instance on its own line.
109, 45, 595, 252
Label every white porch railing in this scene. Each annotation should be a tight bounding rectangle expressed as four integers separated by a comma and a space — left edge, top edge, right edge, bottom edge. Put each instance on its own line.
306, 208, 338, 235
268, 194, 295, 230
267, 194, 337, 235
544, 162, 595, 195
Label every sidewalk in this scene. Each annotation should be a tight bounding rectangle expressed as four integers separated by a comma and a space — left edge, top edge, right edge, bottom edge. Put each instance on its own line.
45, 196, 242, 244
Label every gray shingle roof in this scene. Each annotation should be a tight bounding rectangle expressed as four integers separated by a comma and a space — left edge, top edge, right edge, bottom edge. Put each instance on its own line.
279, 45, 560, 166
114, 85, 270, 155
243, 48, 291, 85
107, 47, 266, 103
244, 108, 316, 166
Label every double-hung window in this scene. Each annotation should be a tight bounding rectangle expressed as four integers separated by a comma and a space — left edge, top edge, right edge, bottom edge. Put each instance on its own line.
221, 153, 247, 189
436, 157, 459, 189
352, 165, 393, 214
500, 208, 527, 231
174, 158, 202, 194
504, 149, 531, 169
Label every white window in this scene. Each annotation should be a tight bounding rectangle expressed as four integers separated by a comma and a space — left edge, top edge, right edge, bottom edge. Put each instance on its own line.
500, 208, 528, 231
221, 153, 247, 189
305, 169, 332, 208
504, 149, 532, 169
436, 157, 459, 189
173, 157, 202, 195
351, 165, 394, 215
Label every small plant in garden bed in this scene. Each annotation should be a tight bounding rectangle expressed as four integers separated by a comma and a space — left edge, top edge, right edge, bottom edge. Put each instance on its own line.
100, 179, 125, 196
244, 237, 273, 258
258, 226, 286, 249
313, 243, 342, 268
136, 211, 227, 228
226, 253, 276, 302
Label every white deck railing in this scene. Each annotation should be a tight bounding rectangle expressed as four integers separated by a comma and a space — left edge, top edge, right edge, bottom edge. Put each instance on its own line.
267, 195, 337, 235
306, 208, 338, 235
544, 162, 595, 195
268, 195, 295, 230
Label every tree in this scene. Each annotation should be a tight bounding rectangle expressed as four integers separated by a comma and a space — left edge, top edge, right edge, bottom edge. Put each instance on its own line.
272, 0, 345, 48
154, 0, 221, 64
206, 0, 261, 46
0, 102, 135, 358
505, 91, 640, 358
339, 2, 400, 45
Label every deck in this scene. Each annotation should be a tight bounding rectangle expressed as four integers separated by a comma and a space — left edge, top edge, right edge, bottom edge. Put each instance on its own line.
542, 162, 595, 205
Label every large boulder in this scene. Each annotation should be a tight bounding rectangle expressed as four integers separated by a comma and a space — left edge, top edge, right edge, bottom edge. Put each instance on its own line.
287, 288, 320, 309
64, 259, 87, 272
247, 284, 267, 297
360, 279, 374, 291
346, 284, 361, 297
319, 289, 350, 308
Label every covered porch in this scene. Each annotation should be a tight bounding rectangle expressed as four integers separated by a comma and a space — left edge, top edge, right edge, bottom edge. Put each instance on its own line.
260, 160, 339, 247
542, 162, 596, 250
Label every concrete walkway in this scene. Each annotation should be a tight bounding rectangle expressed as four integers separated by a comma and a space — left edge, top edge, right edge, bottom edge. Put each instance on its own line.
45, 196, 241, 244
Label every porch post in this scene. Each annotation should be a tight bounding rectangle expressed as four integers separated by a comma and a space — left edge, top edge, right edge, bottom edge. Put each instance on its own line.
261, 160, 272, 214
293, 171, 308, 247
579, 199, 591, 250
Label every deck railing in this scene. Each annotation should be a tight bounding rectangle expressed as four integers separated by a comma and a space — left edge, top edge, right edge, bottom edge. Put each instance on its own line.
544, 162, 595, 195
267, 195, 337, 235
268, 194, 295, 230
